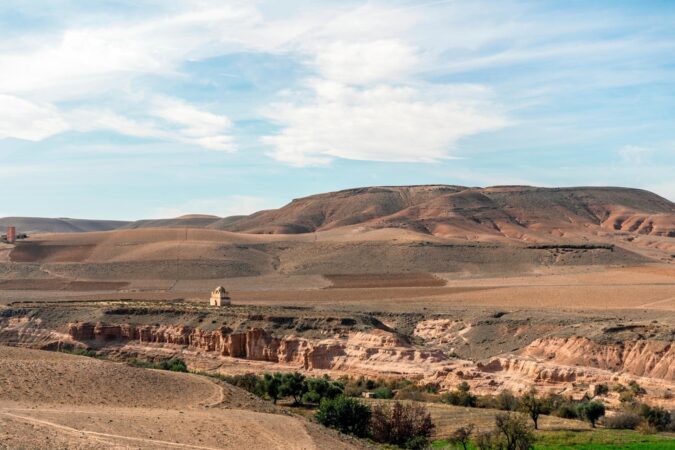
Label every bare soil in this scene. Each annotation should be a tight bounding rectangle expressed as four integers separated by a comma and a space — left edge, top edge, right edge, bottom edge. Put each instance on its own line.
0, 346, 364, 449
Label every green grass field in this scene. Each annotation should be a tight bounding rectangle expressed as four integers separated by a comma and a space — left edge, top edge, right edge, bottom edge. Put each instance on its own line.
433, 429, 675, 449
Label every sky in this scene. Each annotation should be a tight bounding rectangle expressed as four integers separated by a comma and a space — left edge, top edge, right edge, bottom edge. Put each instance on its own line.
0, 0, 674, 220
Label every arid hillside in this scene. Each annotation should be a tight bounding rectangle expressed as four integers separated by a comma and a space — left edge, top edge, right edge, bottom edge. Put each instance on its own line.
0, 185, 673, 289
5, 186, 675, 241
0, 217, 130, 234
218, 185, 675, 240
0, 345, 362, 449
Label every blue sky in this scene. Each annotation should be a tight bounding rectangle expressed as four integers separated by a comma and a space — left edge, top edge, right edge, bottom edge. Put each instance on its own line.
0, 0, 674, 219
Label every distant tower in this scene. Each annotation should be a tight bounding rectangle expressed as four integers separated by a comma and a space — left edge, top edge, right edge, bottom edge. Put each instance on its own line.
210, 286, 231, 307
6, 226, 16, 244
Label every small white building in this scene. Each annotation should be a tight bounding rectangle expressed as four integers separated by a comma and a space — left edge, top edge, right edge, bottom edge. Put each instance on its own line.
210, 286, 231, 307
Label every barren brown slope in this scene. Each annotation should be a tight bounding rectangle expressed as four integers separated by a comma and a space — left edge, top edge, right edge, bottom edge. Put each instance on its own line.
219, 185, 675, 240
0, 346, 363, 450
0, 217, 130, 234
217, 185, 467, 233
3, 226, 652, 283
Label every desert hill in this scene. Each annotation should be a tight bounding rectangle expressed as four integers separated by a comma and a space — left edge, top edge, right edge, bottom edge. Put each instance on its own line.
0, 345, 361, 449
218, 185, 675, 239
1, 185, 674, 283
0, 217, 130, 234
4, 185, 674, 240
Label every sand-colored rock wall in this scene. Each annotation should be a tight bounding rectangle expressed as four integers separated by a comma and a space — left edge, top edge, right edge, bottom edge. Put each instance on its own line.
520, 336, 674, 380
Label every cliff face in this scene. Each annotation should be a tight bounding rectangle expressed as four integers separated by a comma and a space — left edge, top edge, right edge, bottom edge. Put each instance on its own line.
520, 336, 674, 380
1, 315, 672, 408
64, 322, 675, 382
66, 322, 449, 375
69, 323, 290, 362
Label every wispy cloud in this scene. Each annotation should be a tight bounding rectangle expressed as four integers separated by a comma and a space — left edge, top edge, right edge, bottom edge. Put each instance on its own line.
0, 0, 674, 217
263, 81, 506, 166
0, 95, 68, 141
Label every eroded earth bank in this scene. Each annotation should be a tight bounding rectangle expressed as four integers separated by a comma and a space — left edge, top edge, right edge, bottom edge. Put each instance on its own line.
2, 300, 672, 410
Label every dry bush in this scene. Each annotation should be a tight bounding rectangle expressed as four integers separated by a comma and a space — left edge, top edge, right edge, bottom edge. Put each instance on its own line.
370, 401, 435, 449
603, 412, 642, 430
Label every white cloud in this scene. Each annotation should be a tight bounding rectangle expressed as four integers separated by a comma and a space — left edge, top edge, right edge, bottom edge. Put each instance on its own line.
618, 145, 652, 164
0, 95, 68, 141
313, 40, 418, 84
68, 96, 236, 152
0, 3, 251, 149
150, 97, 232, 137
262, 80, 507, 166
0, 5, 258, 99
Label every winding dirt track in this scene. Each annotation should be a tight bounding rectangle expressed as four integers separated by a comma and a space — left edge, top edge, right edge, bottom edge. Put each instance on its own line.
0, 346, 361, 450
0, 411, 223, 450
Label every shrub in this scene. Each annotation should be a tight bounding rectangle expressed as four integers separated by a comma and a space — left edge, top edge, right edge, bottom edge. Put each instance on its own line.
279, 372, 307, 405
474, 430, 500, 450
129, 359, 154, 369
315, 396, 371, 437
519, 389, 543, 429
636, 421, 657, 435
604, 412, 642, 430
71, 348, 98, 358
262, 373, 283, 404
403, 435, 431, 450
449, 424, 475, 450
496, 390, 520, 411
221, 373, 265, 397
619, 390, 636, 404
158, 358, 188, 372
578, 401, 605, 428
370, 401, 435, 449
371, 386, 394, 399
395, 385, 428, 402
629, 380, 646, 396
443, 382, 477, 407
593, 383, 609, 397
302, 391, 322, 404
639, 404, 672, 432
129, 357, 188, 372
304, 376, 343, 403
493, 413, 535, 450
553, 403, 579, 419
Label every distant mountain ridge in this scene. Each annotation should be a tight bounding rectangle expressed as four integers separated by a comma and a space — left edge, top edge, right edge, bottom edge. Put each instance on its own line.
3, 185, 675, 240
0, 217, 130, 234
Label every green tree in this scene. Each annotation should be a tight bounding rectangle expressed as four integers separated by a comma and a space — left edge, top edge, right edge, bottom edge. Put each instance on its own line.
370, 401, 435, 449
315, 396, 371, 437
494, 413, 535, 450
443, 382, 477, 407
263, 372, 283, 404
280, 372, 307, 405
640, 404, 672, 431
371, 386, 394, 399
519, 389, 543, 430
496, 390, 519, 411
449, 424, 475, 450
304, 376, 344, 403
578, 401, 605, 428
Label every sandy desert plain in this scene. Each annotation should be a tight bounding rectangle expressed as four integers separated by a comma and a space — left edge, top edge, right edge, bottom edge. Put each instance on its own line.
1, 185, 674, 448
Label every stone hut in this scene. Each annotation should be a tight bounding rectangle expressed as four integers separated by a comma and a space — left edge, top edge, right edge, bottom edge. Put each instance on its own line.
210, 286, 231, 307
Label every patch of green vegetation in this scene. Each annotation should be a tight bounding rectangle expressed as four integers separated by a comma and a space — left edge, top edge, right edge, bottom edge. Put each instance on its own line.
129, 358, 188, 372
534, 429, 675, 449
432, 429, 675, 450
60, 348, 102, 358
